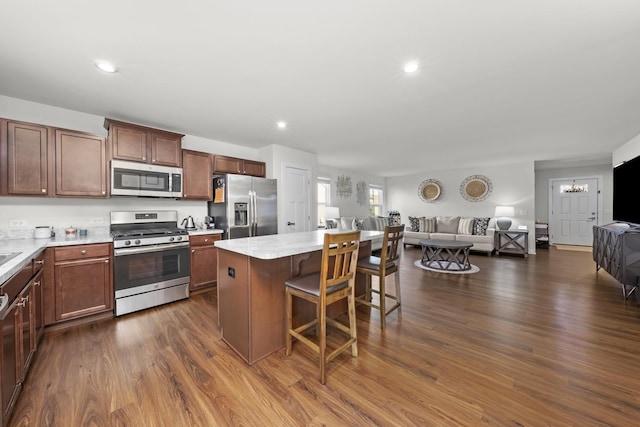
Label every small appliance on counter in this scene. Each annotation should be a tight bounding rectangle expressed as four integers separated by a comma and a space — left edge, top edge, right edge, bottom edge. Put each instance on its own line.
34, 226, 53, 239
181, 216, 196, 230
204, 216, 215, 229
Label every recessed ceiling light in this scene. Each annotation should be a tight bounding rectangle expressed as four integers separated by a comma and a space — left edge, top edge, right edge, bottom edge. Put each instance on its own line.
95, 60, 118, 73
277, 121, 287, 129
403, 61, 419, 74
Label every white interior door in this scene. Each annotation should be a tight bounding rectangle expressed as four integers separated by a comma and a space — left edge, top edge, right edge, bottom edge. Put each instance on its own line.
550, 177, 599, 246
283, 165, 310, 233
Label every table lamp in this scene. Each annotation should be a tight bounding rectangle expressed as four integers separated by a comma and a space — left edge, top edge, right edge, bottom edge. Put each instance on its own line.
324, 207, 340, 229
494, 206, 515, 230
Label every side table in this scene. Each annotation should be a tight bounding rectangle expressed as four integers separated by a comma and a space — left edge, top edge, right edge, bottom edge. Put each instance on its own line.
495, 230, 529, 257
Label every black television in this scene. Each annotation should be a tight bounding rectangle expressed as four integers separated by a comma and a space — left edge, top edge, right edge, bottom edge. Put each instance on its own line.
613, 154, 640, 224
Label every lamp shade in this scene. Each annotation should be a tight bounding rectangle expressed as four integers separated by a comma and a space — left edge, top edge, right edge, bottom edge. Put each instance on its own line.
325, 207, 340, 219
494, 206, 515, 217
494, 206, 514, 230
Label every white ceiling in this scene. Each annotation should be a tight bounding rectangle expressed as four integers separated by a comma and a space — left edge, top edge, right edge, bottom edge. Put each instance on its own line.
2, 1, 639, 177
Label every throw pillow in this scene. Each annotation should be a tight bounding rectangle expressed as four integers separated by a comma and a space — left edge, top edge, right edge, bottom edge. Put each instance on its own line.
436, 216, 461, 233
353, 217, 366, 230
419, 216, 436, 233
339, 217, 355, 230
375, 216, 388, 231
473, 217, 491, 235
458, 217, 474, 235
408, 216, 421, 232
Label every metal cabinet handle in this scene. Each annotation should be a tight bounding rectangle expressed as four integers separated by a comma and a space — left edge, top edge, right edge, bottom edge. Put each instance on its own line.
41, 189, 46, 193
105, 260, 109, 263
204, 239, 209, 243
287, 222, 295, 226
35, 260, 45, 265
34, 281, 41, 287
192, 249, 195, 253
81, 250, 87, 255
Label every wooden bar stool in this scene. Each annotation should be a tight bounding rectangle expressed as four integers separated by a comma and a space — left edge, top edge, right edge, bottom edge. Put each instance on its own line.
284, 230, 361, 384
356, 225, 404, 330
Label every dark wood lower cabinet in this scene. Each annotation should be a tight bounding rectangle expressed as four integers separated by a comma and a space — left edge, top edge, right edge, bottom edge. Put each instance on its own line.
0, 257, 42, 427
190, 234, 221, 292
53, 244, 113, 321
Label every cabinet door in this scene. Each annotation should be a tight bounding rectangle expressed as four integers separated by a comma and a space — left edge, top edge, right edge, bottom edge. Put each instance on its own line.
111, 125, 148, 163
17, 283, 34, 382
212, 155, 242, 174
0, 302, 19, 424
7, 121, 51, 195
54, 257, 112, 321
190, 234, 220, 291
150, 132, 182, 167
32, 264, 45, 343
182, 150, 212, 200
243, 160, 266, 177
55, 129, 108, 197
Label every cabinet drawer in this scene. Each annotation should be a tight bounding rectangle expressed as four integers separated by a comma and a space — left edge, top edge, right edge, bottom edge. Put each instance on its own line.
190, 234, 221, 247
54, 243, 111, 261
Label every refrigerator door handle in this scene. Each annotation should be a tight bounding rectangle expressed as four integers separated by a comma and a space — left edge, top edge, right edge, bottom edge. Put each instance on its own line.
250, 190, 257, 236
253, 190, 258, 236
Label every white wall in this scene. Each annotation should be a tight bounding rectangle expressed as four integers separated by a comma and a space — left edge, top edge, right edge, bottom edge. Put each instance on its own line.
260, 144, 318, 232
386, 162, 536, 252
613, 132, 640, 165
534, 164, 612, 225
317, 165, 385, 218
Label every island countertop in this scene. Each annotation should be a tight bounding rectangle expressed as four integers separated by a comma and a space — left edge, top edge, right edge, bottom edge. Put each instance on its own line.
215, 229, 384, 259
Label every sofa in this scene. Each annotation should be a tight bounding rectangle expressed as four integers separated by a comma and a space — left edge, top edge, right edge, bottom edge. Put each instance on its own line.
402, 216, 495, 254
328, 216, 389, 251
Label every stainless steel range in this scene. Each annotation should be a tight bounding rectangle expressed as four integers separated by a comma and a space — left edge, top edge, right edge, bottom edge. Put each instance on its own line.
110, 210, 190, 316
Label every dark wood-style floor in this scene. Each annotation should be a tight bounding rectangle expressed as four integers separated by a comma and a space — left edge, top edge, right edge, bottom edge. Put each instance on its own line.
9, 246, 640, 426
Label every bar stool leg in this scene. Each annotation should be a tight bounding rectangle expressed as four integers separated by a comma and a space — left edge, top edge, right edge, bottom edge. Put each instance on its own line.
379, 274, 386, 330
394, 270, 401, 314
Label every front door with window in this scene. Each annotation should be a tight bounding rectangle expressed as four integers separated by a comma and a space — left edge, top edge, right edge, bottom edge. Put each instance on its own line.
550, 177, 599, 246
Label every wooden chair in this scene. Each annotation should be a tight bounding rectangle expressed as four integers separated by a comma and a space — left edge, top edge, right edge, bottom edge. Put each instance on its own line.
356, 224, 404, 330
284, 230, 361, 384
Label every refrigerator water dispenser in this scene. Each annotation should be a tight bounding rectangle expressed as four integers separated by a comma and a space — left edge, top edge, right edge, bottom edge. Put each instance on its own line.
234, 203, 248, 226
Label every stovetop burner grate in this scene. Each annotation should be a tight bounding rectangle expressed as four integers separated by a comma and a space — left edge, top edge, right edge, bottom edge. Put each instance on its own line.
110, 227, 189, 239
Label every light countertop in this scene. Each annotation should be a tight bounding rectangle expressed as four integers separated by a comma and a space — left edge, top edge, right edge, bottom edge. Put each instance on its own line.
1, 229, 225, 284
215, 229, 384, 260
188, 229, 223, 236
0, 231, 113, 283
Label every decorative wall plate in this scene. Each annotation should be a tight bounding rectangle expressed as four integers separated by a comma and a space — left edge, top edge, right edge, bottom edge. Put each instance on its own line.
460, 175, 492, 202
418, 179, 442, 203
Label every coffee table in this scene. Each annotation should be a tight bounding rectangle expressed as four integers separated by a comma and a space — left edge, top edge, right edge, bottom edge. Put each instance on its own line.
419, 239, 473, 271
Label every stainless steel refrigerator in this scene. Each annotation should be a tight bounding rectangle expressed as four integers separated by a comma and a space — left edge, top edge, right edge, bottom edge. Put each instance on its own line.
208, 174, 278, 239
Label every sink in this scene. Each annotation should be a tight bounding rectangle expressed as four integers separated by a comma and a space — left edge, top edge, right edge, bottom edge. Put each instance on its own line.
0, 252, 21, 268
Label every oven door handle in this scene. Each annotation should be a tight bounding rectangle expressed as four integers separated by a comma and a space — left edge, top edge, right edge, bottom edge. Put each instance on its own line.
114, 242, 189, 256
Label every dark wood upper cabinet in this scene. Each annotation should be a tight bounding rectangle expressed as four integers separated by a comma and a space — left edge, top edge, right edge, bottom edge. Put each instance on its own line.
243, 159, 266, 177
105, 118, 183, 167
1, 119, 54, 196
55, 129, 108, 198
182, 149, 212, 200
212, 154, 266, 177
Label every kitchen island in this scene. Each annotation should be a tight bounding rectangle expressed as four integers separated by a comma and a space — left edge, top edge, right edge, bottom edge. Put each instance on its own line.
215, 229, 384, 365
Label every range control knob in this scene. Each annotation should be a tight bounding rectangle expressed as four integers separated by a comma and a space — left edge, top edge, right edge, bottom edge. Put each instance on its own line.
176, 236, 182, 241
169, 237, 175, 242
135, 239, 141, 245
124, 240, 131, 246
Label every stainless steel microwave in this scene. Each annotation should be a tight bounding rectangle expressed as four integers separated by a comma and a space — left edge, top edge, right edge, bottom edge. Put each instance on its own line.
111, 160, 183, 198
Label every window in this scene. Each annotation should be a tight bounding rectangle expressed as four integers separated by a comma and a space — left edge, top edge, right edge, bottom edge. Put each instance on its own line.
317, 177, 331, 227
369, 185, 384, 216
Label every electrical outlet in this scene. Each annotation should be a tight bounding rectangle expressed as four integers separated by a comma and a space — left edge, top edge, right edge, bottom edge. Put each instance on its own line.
9, 219, 27, 227
91, 217, 105, 224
